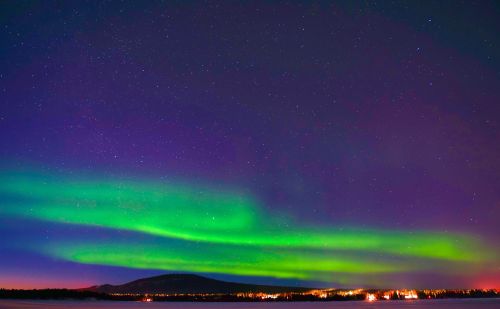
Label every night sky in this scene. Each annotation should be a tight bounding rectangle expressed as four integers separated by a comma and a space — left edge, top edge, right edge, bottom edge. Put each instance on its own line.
0, 1, 499, 289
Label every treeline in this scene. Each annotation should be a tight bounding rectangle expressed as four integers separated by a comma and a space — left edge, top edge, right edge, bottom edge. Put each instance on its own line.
0, 288, 497, 302
0, 289, 136, 301
0, 290, 364, 302
148, 294, 366, 302
418, 290, 499, 299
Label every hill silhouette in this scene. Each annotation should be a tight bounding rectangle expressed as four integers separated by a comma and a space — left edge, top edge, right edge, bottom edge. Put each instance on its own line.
83, 274, 311, 295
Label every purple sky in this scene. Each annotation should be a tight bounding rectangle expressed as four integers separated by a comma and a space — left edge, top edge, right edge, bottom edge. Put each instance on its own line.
0, 1, 499, 289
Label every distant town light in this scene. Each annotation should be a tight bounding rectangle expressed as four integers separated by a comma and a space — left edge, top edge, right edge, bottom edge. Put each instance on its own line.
404, 290, 418, 299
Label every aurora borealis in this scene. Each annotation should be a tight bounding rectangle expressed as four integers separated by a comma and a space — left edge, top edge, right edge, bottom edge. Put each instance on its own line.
0, 168, 496, 288
1, 1, 499, 289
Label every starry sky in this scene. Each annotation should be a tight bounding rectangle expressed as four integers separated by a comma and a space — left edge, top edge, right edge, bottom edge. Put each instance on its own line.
0, 1, 499, 289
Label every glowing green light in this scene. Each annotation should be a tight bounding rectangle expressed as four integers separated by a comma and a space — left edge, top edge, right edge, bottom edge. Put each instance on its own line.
42, 240, 410, 280
0, 169, 494, 281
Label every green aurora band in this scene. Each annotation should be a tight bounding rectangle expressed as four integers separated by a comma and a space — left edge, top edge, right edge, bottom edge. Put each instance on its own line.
0, 170, 494, 281
41, 240, 414, 281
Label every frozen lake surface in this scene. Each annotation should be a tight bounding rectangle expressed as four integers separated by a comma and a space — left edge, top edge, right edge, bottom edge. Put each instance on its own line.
0, 298, 499, 309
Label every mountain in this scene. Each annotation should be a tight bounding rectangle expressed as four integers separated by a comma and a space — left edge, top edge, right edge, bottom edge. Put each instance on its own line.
83, 274, 312, 295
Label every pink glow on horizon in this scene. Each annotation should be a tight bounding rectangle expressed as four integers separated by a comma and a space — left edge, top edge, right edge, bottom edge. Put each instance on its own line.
0, 275, 94, 290
472, 273, 500, 290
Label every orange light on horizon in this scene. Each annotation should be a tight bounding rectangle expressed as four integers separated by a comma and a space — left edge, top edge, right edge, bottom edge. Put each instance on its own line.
404, 290, 418, 299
